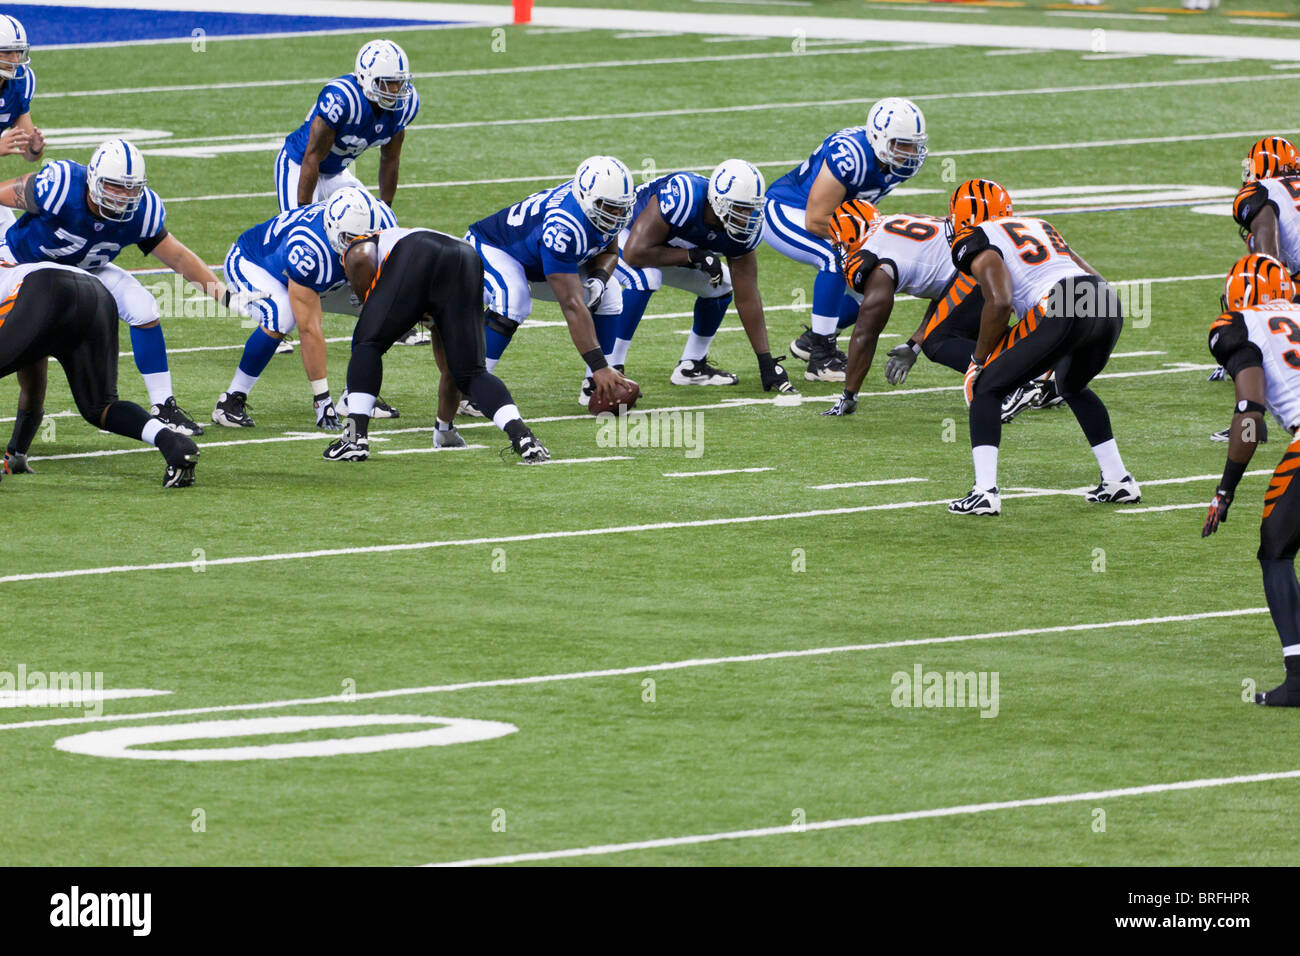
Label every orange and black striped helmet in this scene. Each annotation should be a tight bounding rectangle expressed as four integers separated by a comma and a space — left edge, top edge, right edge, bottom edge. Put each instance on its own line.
828, 199, 879, 255
948, 179, 1013, 236
1223, 253, 1294, 310
1244, 137, 1300, 183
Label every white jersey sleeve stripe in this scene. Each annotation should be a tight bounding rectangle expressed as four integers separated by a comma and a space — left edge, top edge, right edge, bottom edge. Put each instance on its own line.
47, 161, 71, 215
550, 209, 590, 257
666, 174, 694, 229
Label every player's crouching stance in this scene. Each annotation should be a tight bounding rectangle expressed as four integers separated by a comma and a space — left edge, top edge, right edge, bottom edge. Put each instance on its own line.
615, 160, 796, 398
1202, 255, 1300, 706
324, 227, 549, 464
820, 199, 985, 416
0, 264, 198, 487
946, 179, 1139, 515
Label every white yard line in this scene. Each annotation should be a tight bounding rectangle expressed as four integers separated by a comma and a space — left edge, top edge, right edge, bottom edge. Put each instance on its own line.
527, 455, 632, 465
378, 444, 487, 455
0, 607, 1267, 733
1118, 503, 1213, 514
425, 765, 1300, 867
810, 477, 929, 491
662, 467, 773, 477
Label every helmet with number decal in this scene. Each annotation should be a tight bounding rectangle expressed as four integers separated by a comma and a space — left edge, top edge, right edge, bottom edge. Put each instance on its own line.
828, 199, 880, 256
1244, 137, 1300, 184
0, 15, 29, 82
87, 140, 147, 222
573, 155, 635, 235
707, 159, 765, 243
355, 39, 412, 111
948, 179, 1013, 237
1223, 253, 1294, 311
866, 98, 928, 177
324, 186, 383, 256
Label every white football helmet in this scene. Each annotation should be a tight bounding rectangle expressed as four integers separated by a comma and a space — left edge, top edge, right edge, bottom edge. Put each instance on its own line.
573, 155, 635, 235
707, 159, 765, 243
324, 186, 384, 256
865, 98, 928, 177
355, 39, 412, 111
0, 15, 28, 82
87, 140, 147, 222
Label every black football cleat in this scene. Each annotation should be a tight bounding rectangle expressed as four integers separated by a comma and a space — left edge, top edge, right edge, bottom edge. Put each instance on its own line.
157, 430, 199, 488
151, 396, 204, 436
212, 391, 255, 428
1084, 473, 1142, 504
948, 486, 1001, 516
2, 451, 33, 474
512, 428, 550, 464
1256, 658, 1300, 707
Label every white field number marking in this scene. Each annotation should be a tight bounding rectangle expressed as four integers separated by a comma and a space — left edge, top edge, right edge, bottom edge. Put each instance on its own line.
54, 714, 518, 761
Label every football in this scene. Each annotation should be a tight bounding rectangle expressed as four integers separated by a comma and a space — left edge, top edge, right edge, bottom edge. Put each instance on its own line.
588, 376, 641, 416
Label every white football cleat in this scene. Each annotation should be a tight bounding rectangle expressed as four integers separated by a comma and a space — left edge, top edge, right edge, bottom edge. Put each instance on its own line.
670, 357, 738, 386
457, 398, 486, 418
948, 486, 1001, 516
276, 337, 295, 355
1084, 474, 1141, 504
434, 425, 466, 449
578, 376, 594, 407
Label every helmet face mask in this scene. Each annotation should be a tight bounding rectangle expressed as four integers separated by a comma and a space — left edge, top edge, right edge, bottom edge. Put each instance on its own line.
573, 155, 634, 235
324, 187, 383, 256
355, 40, 412, 111
707, 159, 766, 243
1224, 253, 1294, 311
0, 15, 28, 82
866, 98, 928, 178
87, 140, 146, 222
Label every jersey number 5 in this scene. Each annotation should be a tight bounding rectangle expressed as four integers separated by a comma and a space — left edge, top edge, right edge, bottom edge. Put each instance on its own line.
1001, 221, 1068, 265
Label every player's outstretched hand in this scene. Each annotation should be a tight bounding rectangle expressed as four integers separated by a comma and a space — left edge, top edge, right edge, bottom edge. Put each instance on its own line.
885, 344, 918, 385
225, 289, 271, 318
26, 127, 43, 156
822, 391, 857, 416
1202, 490, 1232, 537
688, 248, 725, 287
582, 276, 607, 309
0, 127, 30, 157
592, 365, 629, 406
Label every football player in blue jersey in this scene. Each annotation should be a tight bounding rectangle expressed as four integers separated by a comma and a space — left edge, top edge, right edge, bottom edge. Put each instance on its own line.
464, 155, 635, 410
615, 159, 796, 398
275, 39, 421, 354
213, 187, 395, 431
764, 98, 928, 382
0, 16, 44, 237
0, 140, 260, 436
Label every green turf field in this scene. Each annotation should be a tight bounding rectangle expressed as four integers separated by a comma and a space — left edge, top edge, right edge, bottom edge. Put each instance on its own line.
1, 10, 1298, 866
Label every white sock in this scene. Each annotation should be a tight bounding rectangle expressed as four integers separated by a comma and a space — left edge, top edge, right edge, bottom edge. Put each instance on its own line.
810, 313, 838, 337
681, 333, 713, 363
611, 338, 631, 367
229, 370, 258, 395
485, 356, 499, 373
141, 419, 165, 446
142, 372, 173, 406
347, 391, 377, 417
1091, 439, 1127, 482
973, 445, 999, 491
492, 403, 522, 431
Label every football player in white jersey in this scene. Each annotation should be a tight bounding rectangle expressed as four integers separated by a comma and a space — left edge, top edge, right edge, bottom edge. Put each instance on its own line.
818, 198, 985, 417
946, 178, 1139, 515
0, 15, 43, 237
1203, 254, 1300, 706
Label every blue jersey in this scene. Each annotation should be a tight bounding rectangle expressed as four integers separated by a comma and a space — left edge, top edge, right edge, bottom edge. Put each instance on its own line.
282, 74, 419, 176
632, 172, 760, 258
235, 199, 397, 293
468, 181, 615, 282
4, 160, 167, 268
767, 126, 906, 208
0, 64, 34, 135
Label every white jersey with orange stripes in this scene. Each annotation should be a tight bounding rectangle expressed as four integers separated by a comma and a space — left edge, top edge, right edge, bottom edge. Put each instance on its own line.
1257, 179, 1300, 275
1236, 301, 1300, 431
861, 214, 955, 301
970, 217, 1087, 319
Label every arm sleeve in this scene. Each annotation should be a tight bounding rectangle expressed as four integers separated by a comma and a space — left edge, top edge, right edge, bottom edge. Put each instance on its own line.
951, 226, 996, 275
823, 133, 870, 192
656, 174, 693, 229
284, 231, 329, 289
32, 160, 67, 216
1209, 311, 1264, 377
1233, 182, 1276, 231
20, 66, 34, 111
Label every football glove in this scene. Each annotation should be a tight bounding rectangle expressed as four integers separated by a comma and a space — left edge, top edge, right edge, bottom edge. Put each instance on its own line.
582, 277, 606, 309
885, 343, 920, 385
963, 358, 983, 406
223, 288, 270, 319
1202, 490, 1232, 537
822, 390, 858, 416
314, 398, 343, 431
688, 247, 725, 287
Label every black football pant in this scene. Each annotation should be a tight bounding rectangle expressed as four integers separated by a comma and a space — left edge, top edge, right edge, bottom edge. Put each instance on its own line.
970, 274, 1122, 450
348, 230, 514, 421
1259, 433, 1300, 652
919, 272, 984, 373
0, 269, 153, 443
